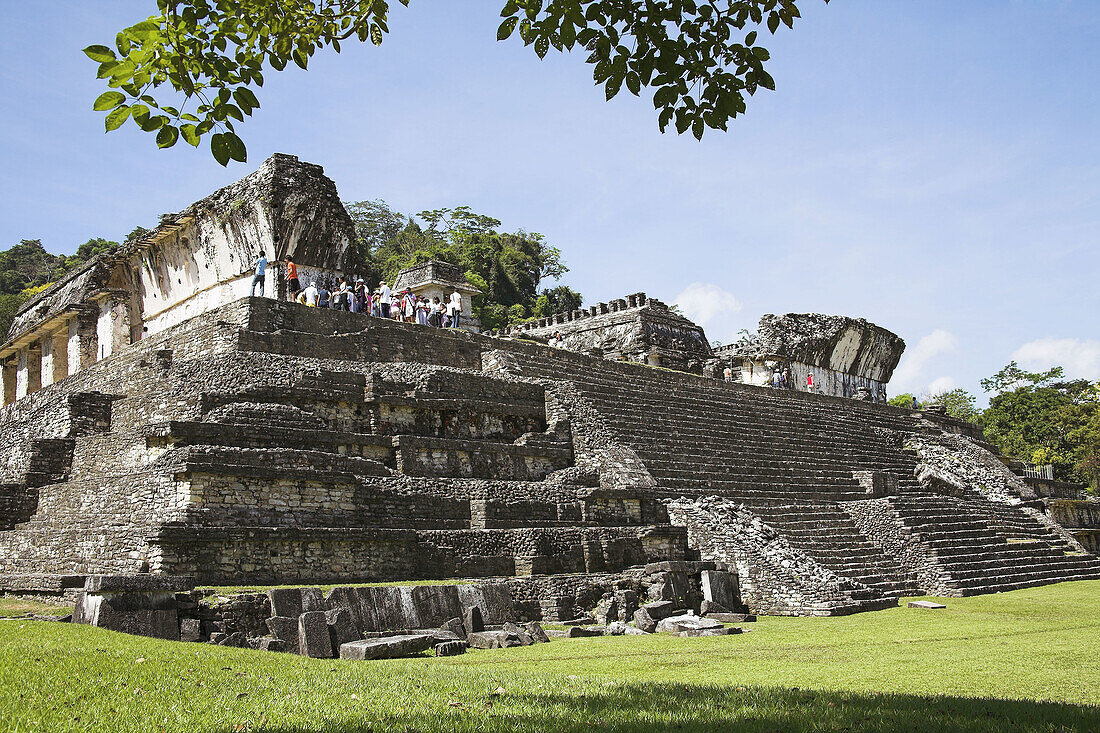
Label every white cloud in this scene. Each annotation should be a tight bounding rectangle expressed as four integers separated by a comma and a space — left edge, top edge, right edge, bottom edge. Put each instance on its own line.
1011, 338, 1100, 381
891, 329, 958, 393
673, 282, 742, 331
925, 376, 958, 396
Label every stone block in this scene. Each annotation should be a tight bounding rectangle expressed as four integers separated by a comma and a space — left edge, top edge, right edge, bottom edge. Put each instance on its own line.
442, 617, 466, 639
678, 627, 742, 637
73, 589, 179, 641
434, 640, 467, 657
324, 586, 364, 631
594, 595, 619, 625
326, 608, 360, 654
411, 585, 462, 629
217, 631, 247, 647
367, 586, 411, 632
179, 617, 204, 642
524, 622, 550, 643
458, 583, 514, 626
705, 613, 756, 623
84, 575, 194, 593
339, 634, 435, 660
464, 605, 485, 634
255, 637, 286, 653
265, 616, 300, 655
466, 629, 530, 648
566, 626, 605, 638
908, 601, 946, 609
700, 570, 739, 610
656, 614, 724, 634
502, 622, 534, 646
298, 611, 333, 658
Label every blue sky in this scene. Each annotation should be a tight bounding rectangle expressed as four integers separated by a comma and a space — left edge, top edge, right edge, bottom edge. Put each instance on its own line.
1, 1, 1098, 401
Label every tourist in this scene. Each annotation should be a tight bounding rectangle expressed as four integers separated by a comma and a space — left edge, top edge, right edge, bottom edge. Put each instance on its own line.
250, 250, 267, 297
782, 368, 792, 389
429, 297, 444, 327
806, 373, 815, 393
297, 280, 319, 307
353, 279, 368, 314
402, 289, 417, 323
317, 281, 331, 309
285, 257, 301, 301
371, 289, 382, 317
378, 281, 392, 319
548, 331, 564, 348
447, 291, 463, 328
723, 365, 733, 382
334, 278, 351, 311
772, 371, 783, 389
416, 296, 430, 325
911, 395, 920, 410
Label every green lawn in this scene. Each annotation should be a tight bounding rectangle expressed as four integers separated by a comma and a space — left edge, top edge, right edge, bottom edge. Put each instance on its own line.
2, 581, 1099, 732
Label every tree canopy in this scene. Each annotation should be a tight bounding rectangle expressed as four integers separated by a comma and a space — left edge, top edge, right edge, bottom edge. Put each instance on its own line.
85, 0, 820, 165
345, 200, 581, 331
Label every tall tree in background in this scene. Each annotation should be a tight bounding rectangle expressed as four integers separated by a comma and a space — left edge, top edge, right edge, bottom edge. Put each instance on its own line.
84, 1, 819, 164
979, 362, 1100, 488
345, 200, 579, 331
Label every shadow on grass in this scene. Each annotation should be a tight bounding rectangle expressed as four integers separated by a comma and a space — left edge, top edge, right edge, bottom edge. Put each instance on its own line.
221, 682, 1100, 733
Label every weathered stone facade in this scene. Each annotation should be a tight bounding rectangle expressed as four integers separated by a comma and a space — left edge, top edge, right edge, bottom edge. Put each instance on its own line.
1, 156, 1097, 622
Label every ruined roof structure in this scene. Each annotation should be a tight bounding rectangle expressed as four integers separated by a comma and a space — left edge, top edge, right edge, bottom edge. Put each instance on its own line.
716, 313, 906, 402
1, 156, 1097, 637
496, 292, 712, 372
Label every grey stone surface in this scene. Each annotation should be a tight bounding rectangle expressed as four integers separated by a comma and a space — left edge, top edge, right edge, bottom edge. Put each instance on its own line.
524, 621, 550, 643
339, 634, 435, 660
265, 616, 300, 655
255, 637, 287, 652
73, 590, 179, 640
442, 617, 466, 639
502, 621, 534, 646
463, 605, 485, 634
700, 570, 739, 610
83, 575, 194, 593
434, 640, 467, 656
655, 614, 724, 634
298, 611, 333, 658
179, 617, 204, 642
908, 601, 946, 609
326, 608, 359, 653
705, 612, 756, 623
565, 626, 605, 638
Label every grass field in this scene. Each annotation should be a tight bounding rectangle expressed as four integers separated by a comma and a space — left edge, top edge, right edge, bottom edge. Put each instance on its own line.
2, 581, 1099, 732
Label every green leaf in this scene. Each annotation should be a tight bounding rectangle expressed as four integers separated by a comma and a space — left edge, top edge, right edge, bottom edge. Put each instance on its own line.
180, 124, 200, 147
768, 12, 780, 34
156, 125, 179, 149
210, 133, 231, 166
104, 106, 131, 132
497, 17, 518, 41
233, 87, 259, 113
93, 91, 126, 111
84, 45, 116, 63
370, 23, 383, 46
225, 132, 247, 162
115, 32, 132, 56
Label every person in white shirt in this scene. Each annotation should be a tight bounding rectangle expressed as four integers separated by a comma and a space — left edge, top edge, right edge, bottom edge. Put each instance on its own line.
548, 331, 564, 348
446, 292, 463, 328
723, 365, 733, 382
297, 281, 319, 307
378, 282, 392, 318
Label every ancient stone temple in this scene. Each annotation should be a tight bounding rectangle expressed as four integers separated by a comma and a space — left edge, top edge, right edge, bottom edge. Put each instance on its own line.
714, 313, 906, 402
1, 155, 1097, 625
391, 260, 481, 332
497, 293, 712, 372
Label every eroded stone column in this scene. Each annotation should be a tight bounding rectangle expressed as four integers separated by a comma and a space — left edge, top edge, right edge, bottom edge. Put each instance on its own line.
96, 296, 132, 361
68, 312, 98, 374
16, 346, 41, 399
40, 330, 68, 387
1, 357, 15, 407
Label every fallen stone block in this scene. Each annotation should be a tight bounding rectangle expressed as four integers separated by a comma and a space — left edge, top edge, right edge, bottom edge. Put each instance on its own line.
632, 600, 680, 633
265, 616, 300, 655
463, 605, 485, 634
524, 622, 550, 643
700, 600, 729, 615
179, 617, 204, 642
677, 627, 743, 637
410, 628, 462, 645
566, 626, 605, 638
73, 584, 180, 641
326, 608, 360, 654
442, 617, 466, 639
908, 601, 947, 609
502, 622, 534, 646
656, 614, 724, 634
339, 634, 435, 660
217, 631, 247, 647
606, 621, 627, 636
299, 611, 333, 658
434, 640, 467, 657
594, 595, 619, 625
254, 637, 287, 653
705, 612, 756, 623
700, 570, 740, 611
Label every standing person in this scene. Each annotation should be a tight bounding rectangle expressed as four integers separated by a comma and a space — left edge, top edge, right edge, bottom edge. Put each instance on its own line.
429, 297, 444, 327
297, 280, 319, 307
782, 368, 792, 389
447, 291, 463, 328
548, 331, 564, 348
354, 279, 368, 314
806, 373, 815, 393
334, 278, 351, 311
317, 281, 331, 309
772, 371, 783, 389
402, 289, 416, 323
378, 281, 392, 319
285, 257, 301, 302
250, 250, 267, 296
416, 296, 429, 325
723, 365, 733, 382
910, 395, 920, 410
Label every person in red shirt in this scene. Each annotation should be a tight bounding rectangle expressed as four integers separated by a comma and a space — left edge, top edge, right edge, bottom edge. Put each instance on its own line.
806, 373, 815, 393
285, 257, 301, 301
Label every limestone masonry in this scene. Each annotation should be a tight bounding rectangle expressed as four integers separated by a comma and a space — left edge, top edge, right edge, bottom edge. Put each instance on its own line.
1, 156, 1098, 641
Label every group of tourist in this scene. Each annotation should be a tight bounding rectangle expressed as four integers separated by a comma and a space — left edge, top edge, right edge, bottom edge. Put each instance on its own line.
250, 252, 464, 327
721, 364, 816, 393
